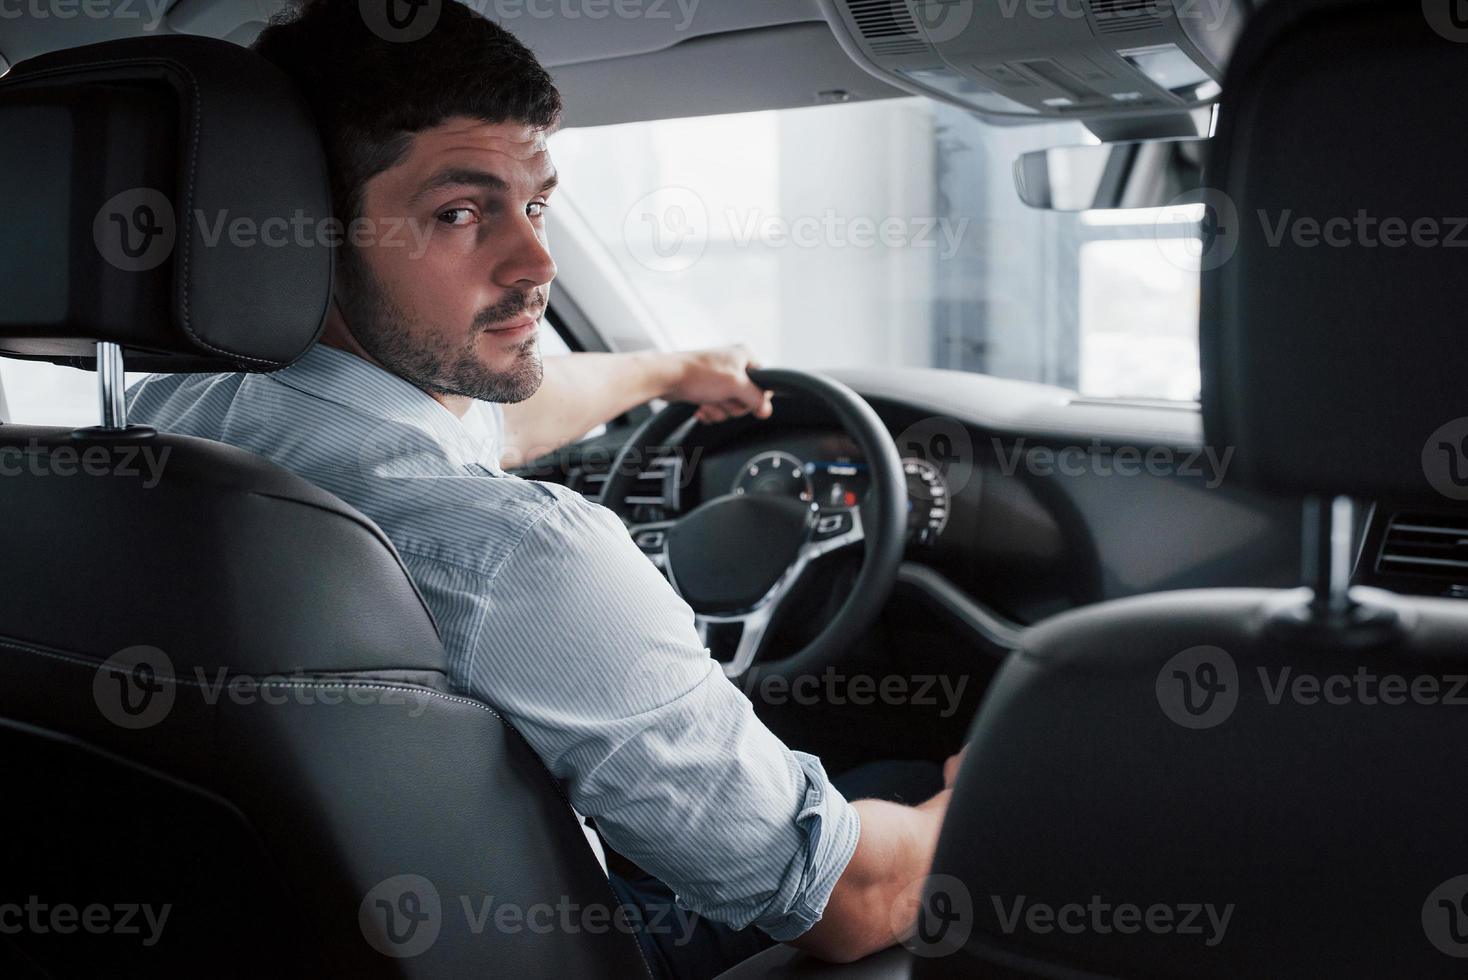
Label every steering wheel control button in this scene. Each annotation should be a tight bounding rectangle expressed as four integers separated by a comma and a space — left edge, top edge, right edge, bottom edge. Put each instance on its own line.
814, 511, 854, 540
634, 529, 666, 551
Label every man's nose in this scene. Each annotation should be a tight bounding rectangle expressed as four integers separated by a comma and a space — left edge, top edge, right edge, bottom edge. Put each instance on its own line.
494, 219, 557, 290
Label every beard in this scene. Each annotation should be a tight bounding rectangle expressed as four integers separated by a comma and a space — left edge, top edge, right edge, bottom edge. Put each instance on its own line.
335, 248, 545, 404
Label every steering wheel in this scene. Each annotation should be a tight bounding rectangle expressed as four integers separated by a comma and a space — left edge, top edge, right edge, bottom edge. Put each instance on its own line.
601, 368, 908, 678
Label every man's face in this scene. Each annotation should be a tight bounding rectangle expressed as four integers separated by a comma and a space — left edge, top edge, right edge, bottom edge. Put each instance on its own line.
336, 116, 559, 404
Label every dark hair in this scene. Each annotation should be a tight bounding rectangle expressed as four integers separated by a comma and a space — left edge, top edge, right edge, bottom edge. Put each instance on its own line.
254, 0, 562, 222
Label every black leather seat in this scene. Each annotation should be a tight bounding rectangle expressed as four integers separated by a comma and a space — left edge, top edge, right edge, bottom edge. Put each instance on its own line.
921, 2, 1468, 977
0, 36, 649, 978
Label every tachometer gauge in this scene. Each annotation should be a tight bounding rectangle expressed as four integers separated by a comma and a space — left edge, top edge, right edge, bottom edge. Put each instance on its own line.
732, 451, 814, 504
902, 457, 950, 544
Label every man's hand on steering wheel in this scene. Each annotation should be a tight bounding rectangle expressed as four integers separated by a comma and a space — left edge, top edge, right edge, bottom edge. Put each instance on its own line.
666, 345, 776, 425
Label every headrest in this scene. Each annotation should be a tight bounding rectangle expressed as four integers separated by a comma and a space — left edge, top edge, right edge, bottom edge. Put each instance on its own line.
1200, 0, 1468, 503
0, 36, 332, 373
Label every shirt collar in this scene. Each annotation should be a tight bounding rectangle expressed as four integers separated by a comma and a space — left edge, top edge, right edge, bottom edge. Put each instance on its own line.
272, 344, 503, 471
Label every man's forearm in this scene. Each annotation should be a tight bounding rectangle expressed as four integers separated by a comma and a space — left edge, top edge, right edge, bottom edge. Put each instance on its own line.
497, 345, 773, 468
791, 789, 952, 963
499, 351, 682, 468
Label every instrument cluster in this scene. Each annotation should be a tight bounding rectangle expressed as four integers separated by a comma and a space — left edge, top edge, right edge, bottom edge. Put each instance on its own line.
728, 444, 950, 546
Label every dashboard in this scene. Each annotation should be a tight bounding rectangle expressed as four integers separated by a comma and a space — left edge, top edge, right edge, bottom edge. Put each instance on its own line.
540, 367, 1311, 626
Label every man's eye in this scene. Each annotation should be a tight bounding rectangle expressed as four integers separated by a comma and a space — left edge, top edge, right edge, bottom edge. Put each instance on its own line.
438, 208, 476, 226
527, 201, 549, 218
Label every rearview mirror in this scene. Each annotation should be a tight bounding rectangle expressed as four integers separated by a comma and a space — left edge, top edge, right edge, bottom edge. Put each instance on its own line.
1014, 137, 1207, 211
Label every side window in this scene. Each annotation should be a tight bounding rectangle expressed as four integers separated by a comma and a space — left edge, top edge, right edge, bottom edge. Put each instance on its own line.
0, 359, 152, 427
537, 320, 572, 357
534, 320, 606, 442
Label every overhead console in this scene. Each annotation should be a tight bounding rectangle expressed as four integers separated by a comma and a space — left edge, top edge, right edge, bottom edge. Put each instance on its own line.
819, 0, 1249, 131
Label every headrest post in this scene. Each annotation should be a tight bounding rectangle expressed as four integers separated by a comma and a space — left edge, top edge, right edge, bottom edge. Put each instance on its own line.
96, 341, 126, 430
1302, 495, 1356, 616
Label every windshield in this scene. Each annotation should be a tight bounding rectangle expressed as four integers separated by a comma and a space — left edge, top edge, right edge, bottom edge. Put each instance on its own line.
550, 98, 1203, 402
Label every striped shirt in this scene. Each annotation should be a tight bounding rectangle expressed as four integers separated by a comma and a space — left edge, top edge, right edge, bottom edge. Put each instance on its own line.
126, 342, 860, 940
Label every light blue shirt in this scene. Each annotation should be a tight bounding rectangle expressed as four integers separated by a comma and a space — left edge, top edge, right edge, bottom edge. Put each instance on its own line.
127, 343, 860, 940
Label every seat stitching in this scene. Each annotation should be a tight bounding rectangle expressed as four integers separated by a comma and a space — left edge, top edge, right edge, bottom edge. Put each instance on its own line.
0, 634, 654, 976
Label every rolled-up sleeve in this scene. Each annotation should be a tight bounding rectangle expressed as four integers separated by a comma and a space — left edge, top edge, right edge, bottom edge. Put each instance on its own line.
463, 487, 862, 939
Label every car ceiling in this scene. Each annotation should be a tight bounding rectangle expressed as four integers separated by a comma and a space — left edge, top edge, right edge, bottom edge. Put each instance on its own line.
0, 0, 911, 127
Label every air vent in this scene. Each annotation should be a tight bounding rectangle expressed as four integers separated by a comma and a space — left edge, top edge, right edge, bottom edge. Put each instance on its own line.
870, 38, 931, 56
1376, 512, 1468, 583
571, 451, 682, 509
1089, 0, 1167, 34
845, 0, 920, 40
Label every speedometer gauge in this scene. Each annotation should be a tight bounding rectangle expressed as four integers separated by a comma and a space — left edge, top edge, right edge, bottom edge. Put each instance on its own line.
732, 451, 814, 504
902, 457, 950, 544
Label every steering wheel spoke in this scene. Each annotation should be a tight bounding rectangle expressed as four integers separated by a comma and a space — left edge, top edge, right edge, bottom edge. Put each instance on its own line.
696, 608, 775, 678
691, 508, 863, 677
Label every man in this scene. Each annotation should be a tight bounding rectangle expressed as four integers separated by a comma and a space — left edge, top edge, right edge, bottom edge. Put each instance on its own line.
128, 1, 956, 975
